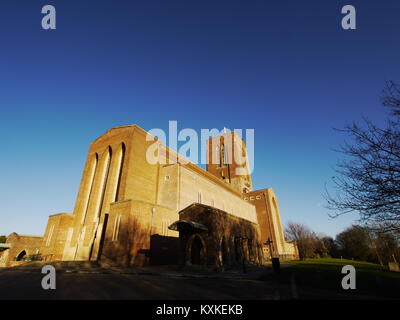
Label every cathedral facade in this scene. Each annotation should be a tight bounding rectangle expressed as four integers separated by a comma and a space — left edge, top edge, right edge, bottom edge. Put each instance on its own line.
0, 125, 298, 268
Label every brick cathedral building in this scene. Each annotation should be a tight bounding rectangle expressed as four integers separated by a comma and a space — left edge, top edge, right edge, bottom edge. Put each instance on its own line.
0, 125, 298, 268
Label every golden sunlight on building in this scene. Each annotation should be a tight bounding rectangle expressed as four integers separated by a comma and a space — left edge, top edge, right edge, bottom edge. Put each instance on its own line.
0, 125, 298, 268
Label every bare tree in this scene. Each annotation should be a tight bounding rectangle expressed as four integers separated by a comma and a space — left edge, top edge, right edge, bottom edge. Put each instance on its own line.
382, 80, 400, 116
285, 222, 318, 260
320, 236, 338, 258
0, 236, 5, 253
326, 81, 400, 232
368, 226, 400, 265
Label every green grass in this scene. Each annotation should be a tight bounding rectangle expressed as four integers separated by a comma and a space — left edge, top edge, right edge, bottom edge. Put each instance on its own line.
264, 258, 400, 299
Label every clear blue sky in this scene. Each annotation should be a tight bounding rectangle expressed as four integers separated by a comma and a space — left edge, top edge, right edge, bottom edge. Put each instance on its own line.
0, 0, 399, 238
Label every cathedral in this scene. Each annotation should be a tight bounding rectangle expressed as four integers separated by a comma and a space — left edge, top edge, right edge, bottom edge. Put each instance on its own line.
0, 125, 298, 268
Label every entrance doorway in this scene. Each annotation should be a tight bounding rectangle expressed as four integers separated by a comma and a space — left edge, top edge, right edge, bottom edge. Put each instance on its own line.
234, 237, 242, 263
190, 235, 204, 265
220, 237, 228, 266
16, 250, 27, 261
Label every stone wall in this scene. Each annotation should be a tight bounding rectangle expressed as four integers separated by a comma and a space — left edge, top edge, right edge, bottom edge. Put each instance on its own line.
99, 199, 179, 267
40, 213, 74, 262
0, 233, 43, 267
178, 203, 262, 269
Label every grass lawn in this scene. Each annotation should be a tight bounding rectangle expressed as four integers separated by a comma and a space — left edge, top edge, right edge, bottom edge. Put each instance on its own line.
263, 258, 400, 299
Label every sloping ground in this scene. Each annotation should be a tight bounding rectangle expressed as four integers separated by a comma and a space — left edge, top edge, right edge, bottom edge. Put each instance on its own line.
0, 259, 398, 299
260, 258, 400, 299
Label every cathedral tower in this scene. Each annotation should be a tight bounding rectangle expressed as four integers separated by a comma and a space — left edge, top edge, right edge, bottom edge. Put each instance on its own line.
206, 131, 253, 194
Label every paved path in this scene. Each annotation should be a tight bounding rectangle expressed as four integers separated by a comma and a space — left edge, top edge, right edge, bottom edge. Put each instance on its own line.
0, 264, 383, 300
0, 270, 279, 300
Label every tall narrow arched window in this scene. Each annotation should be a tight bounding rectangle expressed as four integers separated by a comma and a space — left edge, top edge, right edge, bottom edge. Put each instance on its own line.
115, 143, 126, 202
223, 144, 229, 165
272, 197, 286, 247
221, 145, 225, 166
46, 224, 55, 247
112, 215, 121, 241
216, 146, 220, 167
97, 147, 112, 219
82, 153, 98, 225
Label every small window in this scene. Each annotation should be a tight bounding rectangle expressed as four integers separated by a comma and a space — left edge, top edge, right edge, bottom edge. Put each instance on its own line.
250, 196, 255, 201
79, 227, 86, 241
223, 144, 229, 165
244, 197, 249, 201
112, 215, 121, 241
256, 195, 261, 200
216, 146, 221, 167
165, 175, 170, 181
46, 225, 55, 247
221, 145, 225, 167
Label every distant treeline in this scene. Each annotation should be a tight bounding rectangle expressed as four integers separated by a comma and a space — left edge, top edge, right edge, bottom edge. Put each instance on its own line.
285, 222, 400, 266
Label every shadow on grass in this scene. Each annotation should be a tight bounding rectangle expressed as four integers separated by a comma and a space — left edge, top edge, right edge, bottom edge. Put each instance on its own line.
260, 258, 400, 299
